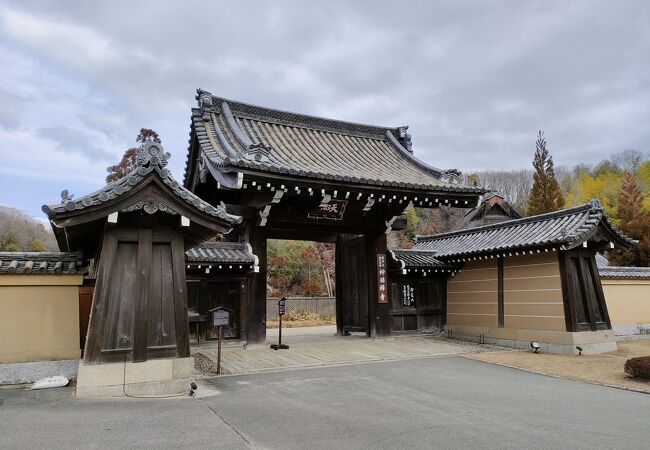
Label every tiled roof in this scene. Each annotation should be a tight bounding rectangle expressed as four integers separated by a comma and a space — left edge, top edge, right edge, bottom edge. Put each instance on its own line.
595, 252, 609, 267
185, 89, 485, 194
42, 142, 241, 224
186, 242, 255, 264
0, 252, 84, 275
598, 266, 650, 280
389, 249, 454, 269
414, 200, 636, 259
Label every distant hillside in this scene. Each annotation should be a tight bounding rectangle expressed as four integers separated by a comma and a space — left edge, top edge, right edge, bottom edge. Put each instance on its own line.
0, 206, 58, 252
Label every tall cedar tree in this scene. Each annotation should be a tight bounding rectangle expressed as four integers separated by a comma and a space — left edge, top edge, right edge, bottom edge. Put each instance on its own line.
526, 130, 564, 215
106, 128, 161, 182
608, 172, 650, 266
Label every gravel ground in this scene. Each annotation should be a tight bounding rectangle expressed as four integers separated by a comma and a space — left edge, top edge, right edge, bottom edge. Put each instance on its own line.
470, 340, 650, 393
192, 352, 232, 376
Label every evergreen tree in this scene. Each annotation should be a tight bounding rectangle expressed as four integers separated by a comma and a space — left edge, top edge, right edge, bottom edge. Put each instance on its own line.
106, 128, 161, 183
0, 232, 19, 251
526, 130, 564, 215
608, 172, 650, 266
29, 239, 46, 252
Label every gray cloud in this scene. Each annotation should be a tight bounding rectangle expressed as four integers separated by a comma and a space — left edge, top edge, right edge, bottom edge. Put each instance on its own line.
36, 125, 114, 161
0, 90, 25, 129
1, 0, 649, 182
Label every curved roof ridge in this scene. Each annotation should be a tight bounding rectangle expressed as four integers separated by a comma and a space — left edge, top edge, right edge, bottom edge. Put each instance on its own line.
384, 130, 446, 177
187, 89, 485, 195
200, 89, 395, 138
43, 142, 242, 224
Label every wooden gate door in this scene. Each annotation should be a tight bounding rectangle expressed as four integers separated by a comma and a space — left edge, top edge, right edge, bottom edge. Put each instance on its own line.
84, 226, 189, 363
337, 234, 369, 334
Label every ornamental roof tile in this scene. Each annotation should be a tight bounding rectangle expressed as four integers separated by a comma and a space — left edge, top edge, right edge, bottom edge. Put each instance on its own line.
185, 89, 485, 194
0, 252, 84, 275
42, 142, 241, 225
414, 200, 636, 259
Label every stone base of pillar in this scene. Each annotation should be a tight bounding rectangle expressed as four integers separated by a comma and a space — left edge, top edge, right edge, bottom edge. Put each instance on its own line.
75, 357, 194, 398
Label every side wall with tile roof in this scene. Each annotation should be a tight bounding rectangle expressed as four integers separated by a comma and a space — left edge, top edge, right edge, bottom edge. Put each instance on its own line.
447, 253, 567, 332
503, 253, 566, 332
447, 260, 499, 328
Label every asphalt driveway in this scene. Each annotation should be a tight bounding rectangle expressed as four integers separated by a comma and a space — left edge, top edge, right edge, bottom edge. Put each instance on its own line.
1, 356, 648, 449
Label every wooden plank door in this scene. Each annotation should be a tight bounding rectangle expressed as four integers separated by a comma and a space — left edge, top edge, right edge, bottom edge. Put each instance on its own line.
84, 226, 189, 364
337, 235, 369, 333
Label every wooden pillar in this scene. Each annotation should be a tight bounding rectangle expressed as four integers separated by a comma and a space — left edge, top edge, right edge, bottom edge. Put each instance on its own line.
366, 233, 390, 338
246, 224, 267, 344
335, 235, 344, 336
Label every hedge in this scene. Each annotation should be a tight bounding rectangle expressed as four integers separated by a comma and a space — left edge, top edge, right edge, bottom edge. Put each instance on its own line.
624, 355, 650, 379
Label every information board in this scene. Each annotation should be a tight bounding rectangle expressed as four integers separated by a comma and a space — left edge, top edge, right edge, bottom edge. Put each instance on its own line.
213, 309, 230, 327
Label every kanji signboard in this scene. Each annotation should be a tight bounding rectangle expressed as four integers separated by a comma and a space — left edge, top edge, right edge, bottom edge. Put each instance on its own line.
401, 284, 415, 307
377, 253, 387, 304
307, 199, 347, 220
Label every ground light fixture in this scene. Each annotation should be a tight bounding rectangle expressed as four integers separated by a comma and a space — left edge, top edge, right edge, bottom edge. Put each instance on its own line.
530, 342, 540, 353
576, 346, 583, 356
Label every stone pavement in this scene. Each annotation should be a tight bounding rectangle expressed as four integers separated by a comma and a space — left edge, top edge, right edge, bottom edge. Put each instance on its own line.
194, 325, 498, 375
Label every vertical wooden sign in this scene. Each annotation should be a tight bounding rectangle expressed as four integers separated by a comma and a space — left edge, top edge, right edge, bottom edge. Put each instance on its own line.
377, 253, 387, 304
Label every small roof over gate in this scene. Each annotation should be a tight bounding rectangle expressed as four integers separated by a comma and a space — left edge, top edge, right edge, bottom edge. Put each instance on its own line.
387, 249, 458, 275
186, 242, 256, 264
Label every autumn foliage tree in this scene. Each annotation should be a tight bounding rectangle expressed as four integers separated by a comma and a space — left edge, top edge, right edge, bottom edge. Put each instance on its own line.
266, 240, 334, 297
526, 130, 564, 216
608, 172, 650, 266
106, 128, 161, 183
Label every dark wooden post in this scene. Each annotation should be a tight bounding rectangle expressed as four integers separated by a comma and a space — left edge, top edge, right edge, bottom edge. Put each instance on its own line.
133, 228, 152, 362
366, 233, 390, 338
217, 325, 222, 374
335, 235, 344, 335
246, 224, 267, 344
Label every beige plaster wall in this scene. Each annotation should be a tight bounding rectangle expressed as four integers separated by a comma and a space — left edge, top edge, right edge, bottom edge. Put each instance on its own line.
0, 275, 83, 363
601, 279, 650, 325
448, 253, 566, 332
447, 259, 498, 328
503, 253, 566, 332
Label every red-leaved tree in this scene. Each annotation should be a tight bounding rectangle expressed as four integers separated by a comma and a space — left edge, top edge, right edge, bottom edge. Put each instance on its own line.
106, 128, 161, 183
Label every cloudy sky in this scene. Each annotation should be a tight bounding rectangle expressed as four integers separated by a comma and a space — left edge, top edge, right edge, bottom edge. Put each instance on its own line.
1, 0, 649, 218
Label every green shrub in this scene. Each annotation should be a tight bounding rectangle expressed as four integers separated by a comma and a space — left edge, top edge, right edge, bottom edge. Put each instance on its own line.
624, 355, 650, 379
